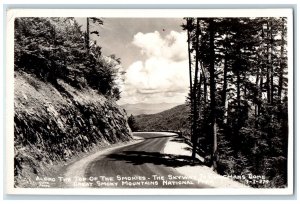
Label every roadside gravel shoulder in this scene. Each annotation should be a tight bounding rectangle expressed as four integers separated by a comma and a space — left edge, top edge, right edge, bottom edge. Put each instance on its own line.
163, 137, 250, 188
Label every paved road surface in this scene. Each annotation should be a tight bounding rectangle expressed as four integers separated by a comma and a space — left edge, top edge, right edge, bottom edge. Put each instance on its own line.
83, 132, 211, 188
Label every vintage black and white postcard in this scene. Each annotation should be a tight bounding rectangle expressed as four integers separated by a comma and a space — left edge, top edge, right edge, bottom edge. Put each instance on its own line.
5, 9, 294, 195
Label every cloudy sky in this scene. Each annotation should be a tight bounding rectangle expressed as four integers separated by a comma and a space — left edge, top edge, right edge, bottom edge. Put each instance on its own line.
77, 18, 189, 105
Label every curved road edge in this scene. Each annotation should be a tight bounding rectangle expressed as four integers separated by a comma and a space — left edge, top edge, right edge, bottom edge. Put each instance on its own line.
62, 136, 145, 187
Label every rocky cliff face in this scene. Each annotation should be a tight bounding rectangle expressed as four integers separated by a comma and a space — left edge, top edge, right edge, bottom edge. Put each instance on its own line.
14, 71, 132, 187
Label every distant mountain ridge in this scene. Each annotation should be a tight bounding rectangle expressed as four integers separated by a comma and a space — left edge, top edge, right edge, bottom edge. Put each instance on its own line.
121, 102, 182, 116
134, 104, 190, 132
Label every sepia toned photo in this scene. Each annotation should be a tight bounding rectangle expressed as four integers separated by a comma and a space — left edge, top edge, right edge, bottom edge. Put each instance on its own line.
5, 9, 293, 195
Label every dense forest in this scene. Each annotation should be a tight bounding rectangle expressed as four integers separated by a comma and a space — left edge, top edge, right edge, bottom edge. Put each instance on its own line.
183, 17, 288, 188
14, 17, 123, 99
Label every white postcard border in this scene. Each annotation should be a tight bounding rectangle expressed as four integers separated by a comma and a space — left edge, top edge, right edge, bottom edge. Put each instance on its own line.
5, 8, 294, 195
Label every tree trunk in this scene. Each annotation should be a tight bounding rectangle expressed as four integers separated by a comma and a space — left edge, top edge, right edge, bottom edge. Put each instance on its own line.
222, 53, 228, 107
266, 21, 271, 104
187, 18, 193, 103
186, 18, 194, 143
278, 18, 285, 102
197, 72, 203, 107
222, 53, 228, 124
86, 18, 90, 52
255, 66, 260, 128
258, 24, 264, 117
192, 18, 200, 160
270, 20, 274, 105
203, 65, 207, 104
243, 72, 247, 99
259, 65, 263, 117
234, 51, 241, 154
208, 19, 217, 169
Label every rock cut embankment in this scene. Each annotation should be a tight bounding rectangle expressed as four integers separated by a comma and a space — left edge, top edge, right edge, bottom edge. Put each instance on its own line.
14, 71, 132, 187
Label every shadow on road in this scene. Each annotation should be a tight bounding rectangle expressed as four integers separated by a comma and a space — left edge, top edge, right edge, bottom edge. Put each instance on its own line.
143, 135, 177, 140
107, 151, 203, 168
170, 136, 206, 158
170, 135, 190, 144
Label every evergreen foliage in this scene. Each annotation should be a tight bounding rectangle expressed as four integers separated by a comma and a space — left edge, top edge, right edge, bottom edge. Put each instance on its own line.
14, 17, 123, 100
128, 114, 139, 132
183, 17, 288, 188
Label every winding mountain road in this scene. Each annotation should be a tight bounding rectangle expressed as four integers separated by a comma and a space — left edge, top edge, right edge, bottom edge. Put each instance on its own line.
63, 132, 211, 188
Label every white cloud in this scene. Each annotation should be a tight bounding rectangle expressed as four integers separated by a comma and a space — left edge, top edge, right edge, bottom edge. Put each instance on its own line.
132, 31, 187, 62
119, 30, 189, 105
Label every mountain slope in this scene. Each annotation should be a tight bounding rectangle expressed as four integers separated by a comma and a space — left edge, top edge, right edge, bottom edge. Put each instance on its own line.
121, 102, 182, 116
135, 104, 190, 132
14, 72, 132, 187
13, 17, 132, 187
